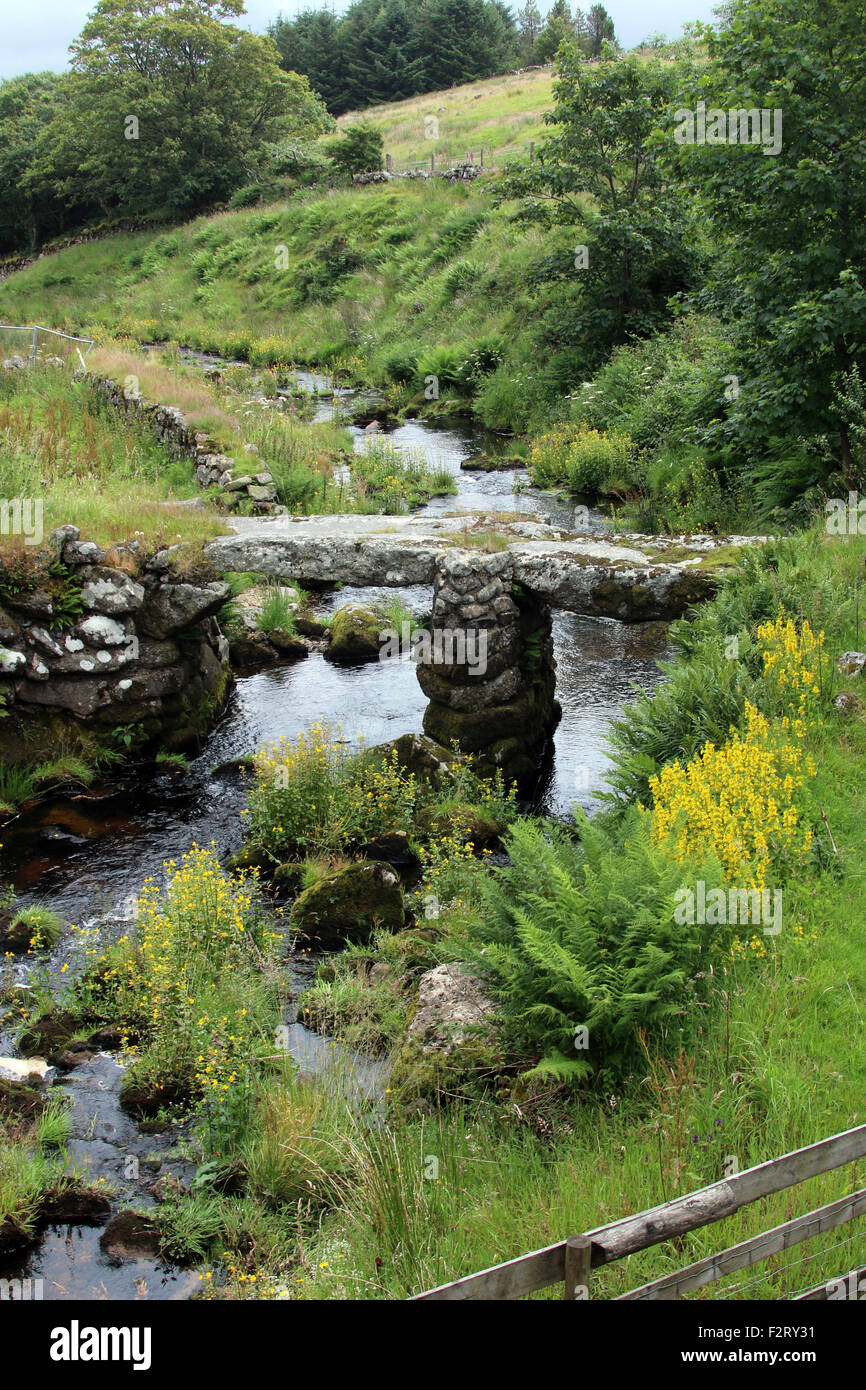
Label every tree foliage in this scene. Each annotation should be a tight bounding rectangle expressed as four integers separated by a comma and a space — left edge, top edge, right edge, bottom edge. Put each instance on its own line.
499, 47, 700, 378
328, 124, 385, 176
270, 0, 520, 116
679, 0, 866, 480
0, 0, 331, 252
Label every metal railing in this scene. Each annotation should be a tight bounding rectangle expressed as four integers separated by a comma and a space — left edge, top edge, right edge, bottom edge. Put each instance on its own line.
0, 323, 95, 370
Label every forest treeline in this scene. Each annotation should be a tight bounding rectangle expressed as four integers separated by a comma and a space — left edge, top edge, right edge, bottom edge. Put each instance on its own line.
0, 0, 618, 256
268, 0, 617, 115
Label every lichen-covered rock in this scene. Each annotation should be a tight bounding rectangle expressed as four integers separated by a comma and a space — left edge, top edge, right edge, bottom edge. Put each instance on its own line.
138, 580, 229, 639
406, 964, 495, 1053
324, 604, 383, 664
289, 861, 405, 950
838, 651, 866, 677
77, 614, 130, 647
80, 567, 145, 615
389, 962, 499, 1101
0, 542, 231, 762
835, 691, 863, 715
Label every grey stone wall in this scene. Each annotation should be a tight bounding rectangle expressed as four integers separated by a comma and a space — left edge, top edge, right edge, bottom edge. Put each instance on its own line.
0, 527, 231, 762
87, 374, 281, 514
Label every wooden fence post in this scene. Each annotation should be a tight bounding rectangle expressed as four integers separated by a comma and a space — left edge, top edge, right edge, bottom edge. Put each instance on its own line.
386, 153, 392, 173
431, 152, 435, 172
563, 1235, 592, 1300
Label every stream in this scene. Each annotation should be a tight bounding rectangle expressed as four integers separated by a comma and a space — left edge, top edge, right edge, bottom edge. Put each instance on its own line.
0, 363, 670, 1299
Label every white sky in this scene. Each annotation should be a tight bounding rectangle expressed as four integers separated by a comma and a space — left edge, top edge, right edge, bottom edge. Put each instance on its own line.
0, 1, 720, 81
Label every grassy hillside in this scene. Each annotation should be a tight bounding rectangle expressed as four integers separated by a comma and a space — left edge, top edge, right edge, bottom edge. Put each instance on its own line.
0, 179, 558, 426
336, 66, 556, 168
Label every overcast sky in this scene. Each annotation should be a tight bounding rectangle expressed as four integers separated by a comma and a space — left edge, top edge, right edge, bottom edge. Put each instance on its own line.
1, 1, 720, 82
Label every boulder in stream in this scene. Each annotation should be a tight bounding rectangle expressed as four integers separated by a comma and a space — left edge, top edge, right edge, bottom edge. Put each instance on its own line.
324, 604, 383, 664
369, 732, 457, 789
0, 1056, 52, 1086
99, 1211, 162, 1264
290, 861, 405, 950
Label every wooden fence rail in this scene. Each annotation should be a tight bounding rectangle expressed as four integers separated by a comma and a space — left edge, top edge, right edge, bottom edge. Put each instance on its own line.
411, 1122, 866, 1301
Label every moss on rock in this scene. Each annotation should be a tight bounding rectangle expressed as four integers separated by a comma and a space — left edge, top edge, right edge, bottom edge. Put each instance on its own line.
324, 604, 383, 665
289, 861, 405, 950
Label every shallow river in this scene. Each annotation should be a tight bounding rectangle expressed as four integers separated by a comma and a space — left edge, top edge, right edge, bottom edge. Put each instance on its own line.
0, 378, 669, 1299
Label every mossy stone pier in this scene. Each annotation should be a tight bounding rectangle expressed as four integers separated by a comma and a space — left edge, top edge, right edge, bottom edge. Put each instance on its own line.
417, 549, 559, 786
207, 514, 762, 785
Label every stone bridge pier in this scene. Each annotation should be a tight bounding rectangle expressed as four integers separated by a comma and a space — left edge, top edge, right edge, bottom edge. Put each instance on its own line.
417, 550, 559, 787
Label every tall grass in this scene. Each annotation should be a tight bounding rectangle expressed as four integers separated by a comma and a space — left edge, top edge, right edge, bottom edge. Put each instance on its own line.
0, 364, 225, 549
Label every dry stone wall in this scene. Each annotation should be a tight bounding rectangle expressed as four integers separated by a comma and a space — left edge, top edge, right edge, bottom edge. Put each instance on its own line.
0, 526, 231, 761
87, 374, 282, 515
417, 550, 559, 786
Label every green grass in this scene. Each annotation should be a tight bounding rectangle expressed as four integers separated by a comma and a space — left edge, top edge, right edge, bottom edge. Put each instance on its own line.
0, 180, 560, 432
337, 67, 556, 169
8, 904, 63, 952
0, 1083, 93, 1255
256, 585, 298, 636
0, 362, 226, 551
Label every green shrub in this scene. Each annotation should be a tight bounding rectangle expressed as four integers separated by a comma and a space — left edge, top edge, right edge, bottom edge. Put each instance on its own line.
467, 811, 724, 1083
229, 184, 264, 210
415, 344, 467, 392
328, 125, 384, 177
529, 424, 635, 495
381, 344, 418, 384
434, 210, 487, 261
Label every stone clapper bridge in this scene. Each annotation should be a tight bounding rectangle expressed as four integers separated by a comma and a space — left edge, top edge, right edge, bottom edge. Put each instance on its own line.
206, 512, 760, 786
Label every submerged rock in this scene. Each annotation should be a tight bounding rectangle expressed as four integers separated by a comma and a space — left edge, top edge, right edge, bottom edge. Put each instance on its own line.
290, 861, 405, 950
99, 1211, 162, 1264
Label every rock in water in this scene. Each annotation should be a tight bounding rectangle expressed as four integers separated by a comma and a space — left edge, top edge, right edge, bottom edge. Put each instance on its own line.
324, 604, 383, 664
0, 1056, 51, 1085
290, 861, 404, 950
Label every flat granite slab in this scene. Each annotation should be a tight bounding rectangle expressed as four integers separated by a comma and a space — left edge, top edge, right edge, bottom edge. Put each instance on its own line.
206, 513, 764, 622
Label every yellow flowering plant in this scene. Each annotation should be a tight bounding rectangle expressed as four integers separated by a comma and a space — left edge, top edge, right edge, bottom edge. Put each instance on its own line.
757, 614, 829, 717
649, 701, 816, 890
529, 423, 635, 494
74, 844, 286, 1149
245, 722, 516, 862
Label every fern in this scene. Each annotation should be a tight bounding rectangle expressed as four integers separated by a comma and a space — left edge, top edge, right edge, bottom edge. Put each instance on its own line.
466, 809, 724, 1084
